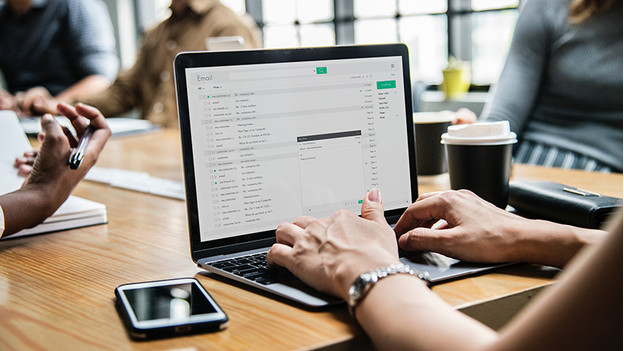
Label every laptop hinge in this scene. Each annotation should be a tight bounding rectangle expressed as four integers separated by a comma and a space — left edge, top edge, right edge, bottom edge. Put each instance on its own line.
193, 237, 276, 261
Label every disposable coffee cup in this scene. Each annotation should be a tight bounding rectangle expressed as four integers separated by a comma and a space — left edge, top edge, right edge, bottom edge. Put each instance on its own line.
441, 121, 517, 208
413, 111, 454, 176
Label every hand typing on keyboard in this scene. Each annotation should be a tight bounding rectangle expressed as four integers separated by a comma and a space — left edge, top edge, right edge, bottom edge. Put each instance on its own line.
266, 189, 400, 300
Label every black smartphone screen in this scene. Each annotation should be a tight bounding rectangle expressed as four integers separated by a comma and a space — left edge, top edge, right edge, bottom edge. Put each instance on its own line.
115, 278, 228, 339
124, 282, 217, 321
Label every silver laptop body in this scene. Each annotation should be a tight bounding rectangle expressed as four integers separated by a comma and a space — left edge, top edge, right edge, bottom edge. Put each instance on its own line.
174, 44, 506, 307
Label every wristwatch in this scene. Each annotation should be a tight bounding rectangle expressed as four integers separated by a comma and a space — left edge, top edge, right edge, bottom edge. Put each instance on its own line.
347, 263, 430, 317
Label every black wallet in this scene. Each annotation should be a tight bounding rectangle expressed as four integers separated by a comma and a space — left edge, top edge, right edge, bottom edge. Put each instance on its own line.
508, 181, 622, 229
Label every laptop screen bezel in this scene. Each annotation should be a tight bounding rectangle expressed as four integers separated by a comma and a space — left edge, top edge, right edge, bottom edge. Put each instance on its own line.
174, 44, 418, 260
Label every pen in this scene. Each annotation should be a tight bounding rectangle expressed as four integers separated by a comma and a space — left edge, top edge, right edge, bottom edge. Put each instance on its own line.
68, 125, 95, 169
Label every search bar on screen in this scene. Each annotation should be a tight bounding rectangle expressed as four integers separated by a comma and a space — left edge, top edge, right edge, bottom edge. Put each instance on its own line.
229, 67, 319, 81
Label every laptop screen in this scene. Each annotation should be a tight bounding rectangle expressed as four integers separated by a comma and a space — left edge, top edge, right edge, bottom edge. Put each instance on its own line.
175, 45, 417, 255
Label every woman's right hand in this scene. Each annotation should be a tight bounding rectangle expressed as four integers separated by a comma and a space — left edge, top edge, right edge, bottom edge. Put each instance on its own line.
22, 102, 111, 210
394, 190, 533, 264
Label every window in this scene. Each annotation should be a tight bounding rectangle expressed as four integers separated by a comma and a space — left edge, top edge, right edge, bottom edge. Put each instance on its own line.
261, 0, 335, 48
144, 0, 519, 86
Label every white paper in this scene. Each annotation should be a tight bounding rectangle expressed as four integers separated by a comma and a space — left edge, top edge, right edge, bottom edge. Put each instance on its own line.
19, 116, 157, 137
85, 166, 185, 200
10, 196, 107, 238
0, 111, 32, 195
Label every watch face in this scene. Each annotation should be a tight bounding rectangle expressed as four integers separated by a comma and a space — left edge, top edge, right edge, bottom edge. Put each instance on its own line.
360, 273, 373, 285
353, 276, 368, 294
349, 273, 371, 305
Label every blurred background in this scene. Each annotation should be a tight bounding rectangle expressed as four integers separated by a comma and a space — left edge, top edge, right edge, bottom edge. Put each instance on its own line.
104, 0, 518, 90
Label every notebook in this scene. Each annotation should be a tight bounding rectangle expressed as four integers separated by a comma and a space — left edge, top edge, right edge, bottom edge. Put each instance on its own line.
174, 44, 506, 307
0, 111, 107, 239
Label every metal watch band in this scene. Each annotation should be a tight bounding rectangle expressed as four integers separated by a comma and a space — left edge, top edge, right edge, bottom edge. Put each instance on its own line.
347, 263, 430, 317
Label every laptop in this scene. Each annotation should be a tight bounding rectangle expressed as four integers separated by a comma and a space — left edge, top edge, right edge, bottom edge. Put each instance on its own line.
174, 44, 506, 307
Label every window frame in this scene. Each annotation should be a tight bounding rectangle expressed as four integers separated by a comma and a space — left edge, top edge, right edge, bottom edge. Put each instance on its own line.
246, 1, 517, 57
130, 0, 519, 87
244, 0, 518, 87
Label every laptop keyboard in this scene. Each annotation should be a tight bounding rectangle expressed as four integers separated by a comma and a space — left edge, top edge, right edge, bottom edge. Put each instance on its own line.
209, 252, 297, 285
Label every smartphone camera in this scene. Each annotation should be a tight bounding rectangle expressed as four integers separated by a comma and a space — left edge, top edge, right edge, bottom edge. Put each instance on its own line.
115, 277, 228, 340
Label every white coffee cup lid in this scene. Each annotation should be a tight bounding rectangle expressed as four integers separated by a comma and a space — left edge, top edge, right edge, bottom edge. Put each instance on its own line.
441, 121, 517, 145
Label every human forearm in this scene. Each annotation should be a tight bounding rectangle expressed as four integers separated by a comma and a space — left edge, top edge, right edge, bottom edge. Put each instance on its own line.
509, 218, 604, 268
56, 75, 111, 104
356, 274, 497, 351
480, 0, 549, 129
0, 185, 61, 236
80, 71, 140, 118
486, 213, 622, 351
0, 89, 16, 110
17, 76, 111, 116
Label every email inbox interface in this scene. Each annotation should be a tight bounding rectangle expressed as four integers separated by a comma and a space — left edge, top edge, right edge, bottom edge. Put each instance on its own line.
186, 57, 411, 242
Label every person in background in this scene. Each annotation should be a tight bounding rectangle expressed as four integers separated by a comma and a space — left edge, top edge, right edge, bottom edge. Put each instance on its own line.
0, 103, 110, 238
267, 188, 621, 350
81, 0, 262, 128
0, 0, 118, 116
481, 0, 622, 172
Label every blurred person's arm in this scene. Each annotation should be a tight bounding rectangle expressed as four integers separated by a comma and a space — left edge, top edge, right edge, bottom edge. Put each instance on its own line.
16, 76, 112, 115
57, 76, 112, 106
450, 1, 550, 128
74, 66, 143, 119
14, 149, 37, 177
0, 88, 16, 111
0, 103, 110, 237
65, 0, 118, 93
454, 107, 478, 124
480, 0, 550, 134
18, 0, 119, 116
80, 34, 148, 118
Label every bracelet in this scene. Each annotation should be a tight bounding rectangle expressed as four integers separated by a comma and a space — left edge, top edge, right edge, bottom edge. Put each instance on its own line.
347, 263, 430, 317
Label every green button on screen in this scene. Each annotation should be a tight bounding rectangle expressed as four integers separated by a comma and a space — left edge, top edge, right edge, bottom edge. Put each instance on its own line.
376, 80, 396, 89
316, 67, 327, 74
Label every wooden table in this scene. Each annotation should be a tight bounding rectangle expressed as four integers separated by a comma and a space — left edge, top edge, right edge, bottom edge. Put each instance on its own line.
1, 129, 621, 350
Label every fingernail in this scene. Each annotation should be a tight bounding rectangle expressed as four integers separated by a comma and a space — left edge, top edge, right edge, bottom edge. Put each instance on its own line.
367, 188, 381, 203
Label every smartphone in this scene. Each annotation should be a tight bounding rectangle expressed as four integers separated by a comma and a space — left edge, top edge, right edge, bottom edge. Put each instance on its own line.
115, 277, 228, 340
